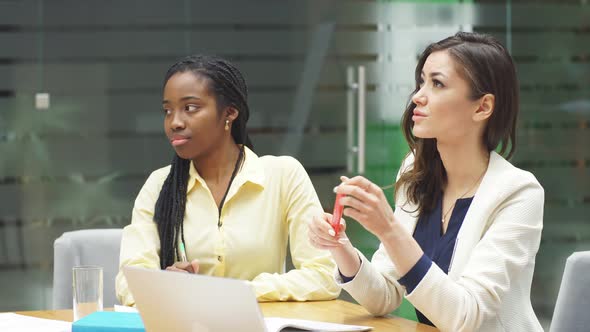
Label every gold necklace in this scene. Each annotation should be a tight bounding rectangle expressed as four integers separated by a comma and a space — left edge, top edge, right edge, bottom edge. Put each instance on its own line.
441, 169, 486, 224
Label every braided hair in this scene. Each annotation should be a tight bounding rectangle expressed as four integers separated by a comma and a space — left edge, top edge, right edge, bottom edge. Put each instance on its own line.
154, 55, 254, 269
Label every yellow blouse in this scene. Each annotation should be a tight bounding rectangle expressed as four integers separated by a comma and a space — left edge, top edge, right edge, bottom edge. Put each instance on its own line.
116, 147, 340, 305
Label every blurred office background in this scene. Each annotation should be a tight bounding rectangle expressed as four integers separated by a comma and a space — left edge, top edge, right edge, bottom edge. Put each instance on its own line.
0, 0, 588, 328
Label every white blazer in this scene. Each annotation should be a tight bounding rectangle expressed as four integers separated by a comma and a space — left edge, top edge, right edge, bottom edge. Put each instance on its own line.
338, 151, 544, 332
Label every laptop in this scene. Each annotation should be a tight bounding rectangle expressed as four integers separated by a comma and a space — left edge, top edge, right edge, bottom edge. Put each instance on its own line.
123, 266, 371, 332
123, 266, 266, 332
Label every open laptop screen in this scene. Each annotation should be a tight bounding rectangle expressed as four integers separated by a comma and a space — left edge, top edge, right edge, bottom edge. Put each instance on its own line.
123, 266, 267, 332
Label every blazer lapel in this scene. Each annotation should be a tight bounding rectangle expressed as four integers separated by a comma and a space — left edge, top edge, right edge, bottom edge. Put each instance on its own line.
393, 152, 511, 279
448, 152, 505, 279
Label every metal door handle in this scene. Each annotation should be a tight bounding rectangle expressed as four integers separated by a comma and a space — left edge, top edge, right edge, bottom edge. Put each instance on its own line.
346, 66, 366, 175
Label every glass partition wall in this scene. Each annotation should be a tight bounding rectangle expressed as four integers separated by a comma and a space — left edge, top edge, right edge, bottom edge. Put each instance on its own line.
1, 0, 588, 327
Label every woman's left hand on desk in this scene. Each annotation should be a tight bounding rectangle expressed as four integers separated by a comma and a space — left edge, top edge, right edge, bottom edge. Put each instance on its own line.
165, 259, 200, 274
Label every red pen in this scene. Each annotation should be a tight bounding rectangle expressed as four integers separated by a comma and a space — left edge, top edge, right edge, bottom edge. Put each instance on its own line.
331, 193, 345, 235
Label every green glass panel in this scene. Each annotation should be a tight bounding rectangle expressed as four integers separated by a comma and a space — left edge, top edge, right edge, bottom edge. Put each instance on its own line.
393, 298, 419, 322
356, 120, 418, 321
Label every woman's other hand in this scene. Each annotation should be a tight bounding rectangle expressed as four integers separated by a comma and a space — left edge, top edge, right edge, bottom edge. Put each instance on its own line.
336, 176, 396, 240
165, 259, 200, 274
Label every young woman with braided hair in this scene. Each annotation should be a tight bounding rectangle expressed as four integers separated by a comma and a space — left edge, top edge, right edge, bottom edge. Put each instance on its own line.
116, 55, 339, 306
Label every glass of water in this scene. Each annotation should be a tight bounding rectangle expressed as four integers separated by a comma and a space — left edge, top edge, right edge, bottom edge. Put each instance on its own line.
72, 265, 103, 321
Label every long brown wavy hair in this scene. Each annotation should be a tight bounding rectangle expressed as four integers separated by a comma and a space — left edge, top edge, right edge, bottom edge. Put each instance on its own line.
395, 32, 519, 216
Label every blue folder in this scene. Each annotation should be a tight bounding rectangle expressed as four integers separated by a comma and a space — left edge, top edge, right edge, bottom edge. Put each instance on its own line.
72, 311, 145, 332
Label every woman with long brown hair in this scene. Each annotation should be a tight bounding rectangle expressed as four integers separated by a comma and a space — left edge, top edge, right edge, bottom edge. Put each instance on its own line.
308, 32, 544, 331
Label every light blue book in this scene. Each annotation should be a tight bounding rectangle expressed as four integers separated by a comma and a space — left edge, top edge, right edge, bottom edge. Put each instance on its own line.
72, 311, 145, 332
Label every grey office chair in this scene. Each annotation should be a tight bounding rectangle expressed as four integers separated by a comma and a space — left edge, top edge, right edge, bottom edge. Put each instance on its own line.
549, 251, 590, 332
52, 228, 123, 309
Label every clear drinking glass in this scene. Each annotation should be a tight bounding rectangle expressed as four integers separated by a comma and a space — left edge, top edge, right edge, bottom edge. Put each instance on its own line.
72, 265, 103, 321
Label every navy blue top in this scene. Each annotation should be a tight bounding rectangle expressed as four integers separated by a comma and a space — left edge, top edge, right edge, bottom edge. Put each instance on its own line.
397, 195, 473, 327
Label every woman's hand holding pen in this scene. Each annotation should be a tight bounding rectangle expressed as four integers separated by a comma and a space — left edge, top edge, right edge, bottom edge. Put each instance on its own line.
308, 211, 362, 278
335, 176, 396, 241
165, 259, 200, 274
307, 212, 349, 250
337, 175, 423, 277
